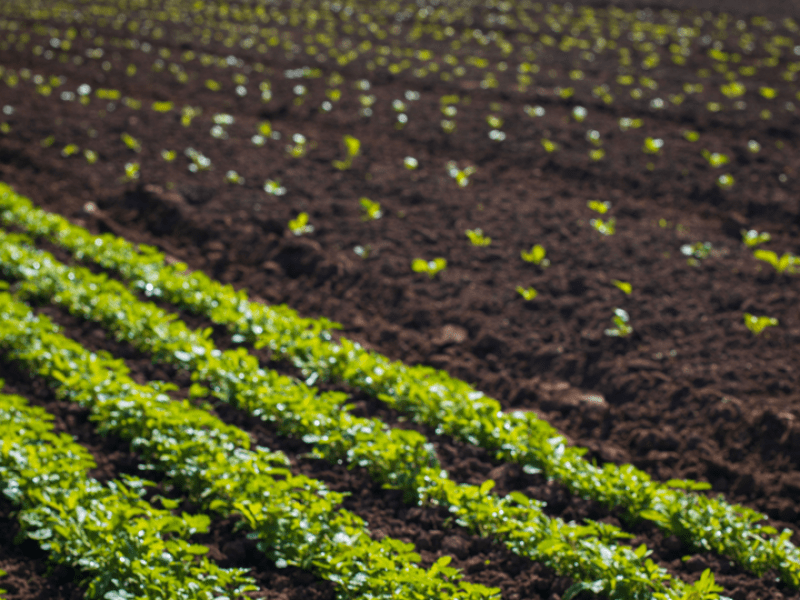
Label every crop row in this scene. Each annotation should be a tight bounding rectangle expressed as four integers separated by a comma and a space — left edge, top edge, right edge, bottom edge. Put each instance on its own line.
0, 385, 258, 600
1, 182, 796, 587
0, 288, 501, 600
0, 228, 723, 600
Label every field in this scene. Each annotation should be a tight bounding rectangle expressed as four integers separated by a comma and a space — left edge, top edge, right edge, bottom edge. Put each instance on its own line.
0, 0, 799, 599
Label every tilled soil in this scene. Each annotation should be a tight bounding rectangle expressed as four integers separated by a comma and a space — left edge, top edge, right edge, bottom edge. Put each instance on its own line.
1, 0, 800, 598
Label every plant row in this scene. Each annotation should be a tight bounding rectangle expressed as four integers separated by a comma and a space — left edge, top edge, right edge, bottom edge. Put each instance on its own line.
0, 230, 720, 600
0, 288, 501, 600
0, 384, 258, 600
0, 182, 796, 586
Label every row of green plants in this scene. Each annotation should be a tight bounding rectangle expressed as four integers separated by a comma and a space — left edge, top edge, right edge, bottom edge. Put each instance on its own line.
0, 290, 497, 600
0, 385, 258, 600
0, 183, 797, 586
0, 230, 720, 600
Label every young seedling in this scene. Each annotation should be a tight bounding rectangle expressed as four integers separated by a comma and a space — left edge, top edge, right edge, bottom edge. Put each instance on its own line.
747, 140, 761, 153
446, 162, 476, 187
286, 133, 308, 158
753, 249, 800, 274
332, 135, 360, 170
161, 149, 177, 162
590, 217, 616, 236
288, 212, 313, 236
587, 200, 610, 214
465, 229, 491, 247
743, 313, 778, 335
263, 179, 287, 196
225, 170, 245, 185
516, 285, 538, 300
521, 244, 550, 267
404, 156, 419, 170
701, 150, 730, 168
717, 174, 735, 189
360, 197, 382, 221
122, 162, 140, 182
683, 130, 700, 142
411, 258, 447, 279
643, 137, 664, 154
611, 280, 632, 294
604, 308, 633, 337
741, 229, 771, 248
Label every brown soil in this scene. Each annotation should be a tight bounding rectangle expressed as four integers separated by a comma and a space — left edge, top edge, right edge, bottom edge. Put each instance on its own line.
1, 1, 800, 599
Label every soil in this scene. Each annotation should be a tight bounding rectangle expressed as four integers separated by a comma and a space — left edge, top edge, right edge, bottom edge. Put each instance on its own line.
1, 1, 800, 599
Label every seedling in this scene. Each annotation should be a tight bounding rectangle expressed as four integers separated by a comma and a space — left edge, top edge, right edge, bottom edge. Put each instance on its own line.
587, 200, 610, 214
333, 135, 360, 170
604, 308, 633, 337
753, 249, 800, 274
360, 197, 382, 221
446, 162, 476, 187
61, 144, 80, 157
411, 258, 447, 279
404, 157, 419, 170
180, 105, 201, 127
524, 104, 545, 117
225, 170, 245, 185
619, 117, 643, 131
747, 140, 761, 153
541, 139, 559, 153
288, 212, 313, 236
643, 137, 664, 154
84, 149, 98, 164
286, 133, 308, 158
681, 242, 713, 260
741, 229, 771, 248
521, 244, 550, 267
123, 162, 140, 182
701, 150, 729, 168
572, 106, 587, 122
516, 285, 538, 300
683, 130, 700, 142
161, 149, 177, 162
465, 229, 491, 247
717, 174, 735, 189
590, 217, 616, 235
263, 179, 287, 196
612, 280, 632, 294
185, 148, 211, 172
743, 313, 778, 335
353, 244, 372, 259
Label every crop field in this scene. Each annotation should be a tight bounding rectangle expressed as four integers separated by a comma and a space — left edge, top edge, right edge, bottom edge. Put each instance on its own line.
1, 0, 800, 599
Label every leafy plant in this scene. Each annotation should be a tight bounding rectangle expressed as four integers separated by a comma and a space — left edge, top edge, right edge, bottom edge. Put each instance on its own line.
465, 229, 491, 247
590, 217, 616, 236
516, 286, 538, 300
332, 135, 360, 170
520, 244, 550, 267
743, 313, 779, 335
604, 308, 633, 337
753, 249, 800, 274
411, 258, 447, 278
288, 212, 314, 236
360, 197, 382, 221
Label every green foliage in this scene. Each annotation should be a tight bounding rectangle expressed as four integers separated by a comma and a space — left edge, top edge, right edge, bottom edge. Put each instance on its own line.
332, 134, 360, 170
741, 229, 771, 247
520, 244, 550, 267
515, 286, 538, 300
360, 197, 383, 220
465, 228, 491, 247
743, 313, 779, 335
604, 308, 633, 337
642, 137, 664, 154
411, 257, 447, 278
587, 200, 611, 214
701, 150, 729, 168
753, 249, 800, 274
288, 212, 314, 236
590, 217, 616, 236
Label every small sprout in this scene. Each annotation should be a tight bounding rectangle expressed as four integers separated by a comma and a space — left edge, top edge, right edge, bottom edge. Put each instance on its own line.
590, 217, 616, 235
251, 135, 266, 146
121, 133, 142, 152
286, 133, 308, 158
521, 244, 550, 267
161, 149, 177, 162
404, 156, 419, 170
446, 162, 476, 187
152, 101, 173, 112
353, 244, 371, 259
618, 117, 643, 131
412, 258, 447, 279
405, 90, 420, 101
516, 285, 538, 300
263, 179, 287, 196
0, 123, 10, 134
753, 249, 800, 274
681, 241, 713, 261
288, 212, 314, 236
205, 79, 221, 91
225, 170, 245, 185
181, 105, 201, 127
392, 99, 407, 112
123, 161, 140, 181
643, 137, 664, 154
84, 149, 98, 164
488, 129, 506, 141
612, 280, 632, 294
683, 130, 700, 142
701, 150, 729, 167
743, 313, 778, 335
61, 143, 80, 157
759, 86, 778, 99
741, 229, 771, 247
185, 147, 211, 172
587, 200, 610, 214
210, 125, 228, 139
572, 106, 587, 122
747, 139, 761, 153
465, 228, 491, 247
440, 119, 456, 133
717, 174, 735, 189
604, 308, 633, 337
333, 135, 360, 170
541, 139, 559, 153
41, 135, 55, 148
360, 197, 382, 221
487, 115, 504, 128
589, 148, 606, 161
586, 130, 601, 145
524, 104, 545, 117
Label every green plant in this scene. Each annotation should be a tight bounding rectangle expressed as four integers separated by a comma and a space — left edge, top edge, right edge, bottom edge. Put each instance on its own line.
121, 132, 142, 152
447, 162, 476, 187
288, 212, 314, 236
682, 131, 700, 142
161, 149, 177, 162
520, 244, 550, 267
225, 170, 245, 185
263, 179, 287, 196
123, 162, 140, 182
587, 200, 610, 214
701, 150, 729, 168
541, 138, 559, 153
753, 249, 800, 274
465, 228, 491, 247
590, 217, 616, 236
642, 137, 664, 154
717, 174, 735, 189
604, 308, 633, 337
332, 135, 360, 170
403, 156, 419, 170
411, 258, 447, 278
612, 280, 632, 294
741, 229, 771, 247
516, 286, 538, 300
360, 197, 382, 220
743, 313, 779, 335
